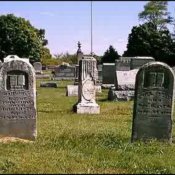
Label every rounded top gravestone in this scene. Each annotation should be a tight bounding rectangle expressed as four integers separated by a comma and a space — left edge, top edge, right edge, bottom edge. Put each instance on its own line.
0, 57, 37, 140
131, 61, 175, 143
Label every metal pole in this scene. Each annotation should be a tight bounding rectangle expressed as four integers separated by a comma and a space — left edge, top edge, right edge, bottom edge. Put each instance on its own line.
91, 1, 93, 56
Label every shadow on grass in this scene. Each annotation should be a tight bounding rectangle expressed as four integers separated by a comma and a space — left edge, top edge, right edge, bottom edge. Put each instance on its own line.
97, 98, 109, 102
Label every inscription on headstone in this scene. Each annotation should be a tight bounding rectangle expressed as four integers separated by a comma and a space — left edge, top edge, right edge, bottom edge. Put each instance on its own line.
131, 62, 174, 143
0, 56, 37, 140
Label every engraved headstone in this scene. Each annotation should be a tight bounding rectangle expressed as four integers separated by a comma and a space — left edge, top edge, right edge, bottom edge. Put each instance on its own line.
108, 69, 138, 101
115, 69, 138, 90
73, 56, 100, 114
33, 62, 43, 74
0, 55, 37, 140
131, 62, 174, 143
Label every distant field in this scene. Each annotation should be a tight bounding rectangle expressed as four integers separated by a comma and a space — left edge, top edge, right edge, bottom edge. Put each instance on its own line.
0, 78, 175, 174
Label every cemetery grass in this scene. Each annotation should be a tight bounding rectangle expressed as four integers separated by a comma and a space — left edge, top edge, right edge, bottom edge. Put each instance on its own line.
0, 80, 175, 174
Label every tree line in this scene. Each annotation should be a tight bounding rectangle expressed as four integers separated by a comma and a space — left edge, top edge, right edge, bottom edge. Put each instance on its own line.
0, 1, 175, 66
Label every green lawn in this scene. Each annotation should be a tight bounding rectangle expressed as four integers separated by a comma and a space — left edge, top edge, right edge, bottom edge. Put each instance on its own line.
0, 78, 175, 174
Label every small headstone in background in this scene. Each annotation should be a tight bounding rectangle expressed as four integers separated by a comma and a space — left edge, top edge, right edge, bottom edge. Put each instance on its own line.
108, 69, 138, 101
131, 62, 174, 143
53, 63, 75, 80
102, 63, 115, 88
33, 62, 43, 74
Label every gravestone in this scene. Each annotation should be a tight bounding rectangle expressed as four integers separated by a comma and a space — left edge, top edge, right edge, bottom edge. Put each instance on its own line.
115, 69, 138, 90
73, 56, 100, 114
115, 57, 131, 71
0, 55, 37, 140
33, 62, 43, 74
53, 63, 75, 80
108, 69, 138, 101
102, 63, 115, 88
131, 62, 174, 143
130, 56, 154, 70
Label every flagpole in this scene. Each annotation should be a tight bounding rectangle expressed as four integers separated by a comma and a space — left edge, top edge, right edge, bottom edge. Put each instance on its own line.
91, 1, 93, 56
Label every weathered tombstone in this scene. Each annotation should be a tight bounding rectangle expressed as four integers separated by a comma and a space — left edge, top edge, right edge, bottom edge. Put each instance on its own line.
0, 55, 37, 140
108, 69, 138, 101
73, 56, 100, 114
130, 56, 154, 70
115, 57, 131, 71
53, 63, 75, 80
33, 62, 43, 74
102, 63, 115, 88
131, 62, 174, 143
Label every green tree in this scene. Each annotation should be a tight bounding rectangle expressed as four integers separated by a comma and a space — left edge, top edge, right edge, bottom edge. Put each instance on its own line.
123, 22, 175, 66
138, 1, 173, 30
101, 45, 120, 63
0, 14, 48, 62
54, 52, 77, 65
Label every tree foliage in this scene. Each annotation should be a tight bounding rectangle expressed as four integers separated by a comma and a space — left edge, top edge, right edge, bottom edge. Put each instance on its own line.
54, 52, 77, 65
40, 47, 58, 66
101, 45, 120, 63
138, 1, 173, 30
123, 22, 175, 66
0, 14, 48, 63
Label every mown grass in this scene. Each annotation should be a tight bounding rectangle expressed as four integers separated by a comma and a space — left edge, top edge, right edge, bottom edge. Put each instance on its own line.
0, 76, 175, 173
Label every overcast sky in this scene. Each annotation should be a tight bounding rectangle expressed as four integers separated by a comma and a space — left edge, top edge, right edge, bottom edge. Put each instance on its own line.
0, 1, 175, 56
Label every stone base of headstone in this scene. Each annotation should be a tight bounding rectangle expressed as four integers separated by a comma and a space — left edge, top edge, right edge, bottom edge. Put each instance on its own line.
0, 119, 36, 141
108, 87, 134, 101
40, 82, 57, 88
74, 102, 100, 114
36, 74, 50, 79
66, 85, 102, 96
102, 84, 114, 89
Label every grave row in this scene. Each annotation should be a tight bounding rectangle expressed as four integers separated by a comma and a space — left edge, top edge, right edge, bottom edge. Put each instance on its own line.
0, 54, 174, 144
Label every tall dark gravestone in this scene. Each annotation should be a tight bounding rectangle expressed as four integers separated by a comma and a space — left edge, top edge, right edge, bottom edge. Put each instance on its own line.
0, 56, 37, 140
131, 62, 174, 143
